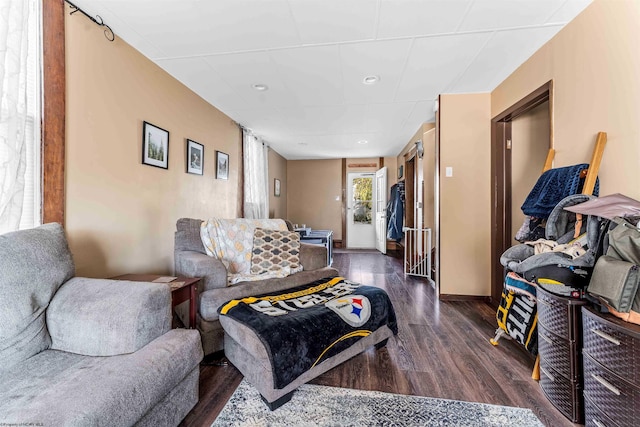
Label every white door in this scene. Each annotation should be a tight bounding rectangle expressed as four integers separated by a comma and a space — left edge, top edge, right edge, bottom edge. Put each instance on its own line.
347, 172, 376, 248
375, 167, 388, 254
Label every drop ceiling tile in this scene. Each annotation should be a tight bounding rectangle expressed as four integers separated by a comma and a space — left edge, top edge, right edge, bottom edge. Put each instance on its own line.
451, 26, 562, 93
458, 0, 562, 31
268, 45, 345, 106
546, 0, 593, 24
203, 52, 298, 108
340, 40, 413, 104
377, 0, 472, 38
276, 105, 367, 135
364, 103, 416, 132
395, 32, 492, 102
287, 0, 377, 44
224, 107, 286, 137
403, 100, 437, 130
274, 132, 389, 159
72, 1, 168, 59
155, 57, 248, 111
95, 0, 301, 57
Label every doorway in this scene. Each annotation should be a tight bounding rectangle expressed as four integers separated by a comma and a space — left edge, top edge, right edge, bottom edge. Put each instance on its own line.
347, 172, 376, 248
490, 81, 553, 305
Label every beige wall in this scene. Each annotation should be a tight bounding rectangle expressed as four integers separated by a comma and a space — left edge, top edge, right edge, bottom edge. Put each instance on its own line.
384, 156, 398, 189
268, 148, 287, 219
439, 93, 491, 296
287, 159, 343, 239
65, 15, 241, 277
492, 0, 640, 199
511, 102, 551, 240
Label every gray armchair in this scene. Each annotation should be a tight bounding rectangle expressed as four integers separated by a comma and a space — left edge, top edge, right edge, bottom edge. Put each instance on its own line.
174, 218, 338, 355
0, 223, 203, 426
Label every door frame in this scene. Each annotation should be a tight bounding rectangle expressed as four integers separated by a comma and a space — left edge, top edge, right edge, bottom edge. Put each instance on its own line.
490, 80, 554, 305
346, 171, 376, 249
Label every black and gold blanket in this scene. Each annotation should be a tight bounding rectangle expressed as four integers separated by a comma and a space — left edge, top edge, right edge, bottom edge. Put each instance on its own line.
218, 276, 398, 389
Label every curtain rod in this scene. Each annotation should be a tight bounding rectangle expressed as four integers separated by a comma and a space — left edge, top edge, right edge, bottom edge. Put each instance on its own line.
65, 0, 115, 42
239, 125, 270, 147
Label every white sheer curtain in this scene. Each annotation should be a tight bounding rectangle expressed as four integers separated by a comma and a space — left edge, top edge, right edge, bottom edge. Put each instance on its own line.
0, 0, 41, 234
243, 129, 269, 219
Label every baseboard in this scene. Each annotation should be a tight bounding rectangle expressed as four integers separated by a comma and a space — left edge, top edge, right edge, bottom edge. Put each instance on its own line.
439, 294, 491, 302
333, 240, 343, 249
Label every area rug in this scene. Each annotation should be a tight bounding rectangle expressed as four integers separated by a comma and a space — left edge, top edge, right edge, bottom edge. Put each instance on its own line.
211, 380, 544, 426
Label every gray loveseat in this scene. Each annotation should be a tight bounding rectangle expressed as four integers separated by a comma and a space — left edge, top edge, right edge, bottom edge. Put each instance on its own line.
0, 223, 203, 426
174, 218, 338, 355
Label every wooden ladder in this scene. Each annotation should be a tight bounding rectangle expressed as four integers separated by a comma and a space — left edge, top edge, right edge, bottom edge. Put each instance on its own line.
531, 131, 607, 381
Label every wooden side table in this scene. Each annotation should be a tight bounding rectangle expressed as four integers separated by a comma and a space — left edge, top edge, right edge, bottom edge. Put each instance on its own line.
111, 274, 200, 329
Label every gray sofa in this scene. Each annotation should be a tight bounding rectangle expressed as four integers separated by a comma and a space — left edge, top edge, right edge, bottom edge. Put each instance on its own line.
0, 223, 203, 426
174, 218, 338, 355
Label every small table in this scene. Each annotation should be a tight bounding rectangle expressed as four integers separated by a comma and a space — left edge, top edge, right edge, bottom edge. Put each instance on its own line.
298, 229, 333, 266
111, 274, 200, 329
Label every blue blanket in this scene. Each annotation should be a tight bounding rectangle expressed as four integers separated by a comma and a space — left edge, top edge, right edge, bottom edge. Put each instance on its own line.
219, 277, 398, 389
521, 163, 599, 218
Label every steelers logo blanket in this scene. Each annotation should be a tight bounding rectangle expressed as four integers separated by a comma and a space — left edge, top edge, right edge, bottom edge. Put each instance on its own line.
218, 276, 398, 389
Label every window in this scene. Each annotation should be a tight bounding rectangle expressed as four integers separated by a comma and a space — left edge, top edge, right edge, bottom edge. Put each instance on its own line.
0, 0, 42, 233
352, 177, 373, 224
243, 130, 269, 219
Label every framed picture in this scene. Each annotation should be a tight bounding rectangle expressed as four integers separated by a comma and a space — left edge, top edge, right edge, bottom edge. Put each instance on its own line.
216, 151, 229, 180
398, 165, 404, 179
274, 178, 281, 197
142, 121, 169, 169
186, 139, 204, 175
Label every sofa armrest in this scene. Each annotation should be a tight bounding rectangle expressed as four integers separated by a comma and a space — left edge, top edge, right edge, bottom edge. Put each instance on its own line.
47, 277, 171, 356
175, 250, 227, 291
300, 242, 328, 270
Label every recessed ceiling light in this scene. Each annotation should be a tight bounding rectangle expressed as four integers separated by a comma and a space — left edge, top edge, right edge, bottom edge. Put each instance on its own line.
357, 140, 368, 144
362, 75, 380, 85
251, 83, 269, 91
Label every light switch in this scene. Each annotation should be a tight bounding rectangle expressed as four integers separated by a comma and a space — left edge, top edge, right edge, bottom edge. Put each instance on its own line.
445, 167, 453, 177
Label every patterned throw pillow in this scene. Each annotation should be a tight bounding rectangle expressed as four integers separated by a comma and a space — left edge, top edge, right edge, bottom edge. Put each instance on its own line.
250, 228, 301, 275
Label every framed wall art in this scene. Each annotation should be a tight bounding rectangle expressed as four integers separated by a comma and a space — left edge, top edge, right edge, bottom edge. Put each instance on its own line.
216, 151, 229, 180
142, 121, 169, 169
274, 178, 281, 197
186, 139, 204, 175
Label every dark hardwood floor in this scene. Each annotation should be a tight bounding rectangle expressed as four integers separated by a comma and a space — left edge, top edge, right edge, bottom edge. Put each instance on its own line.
180, 251, 574, 427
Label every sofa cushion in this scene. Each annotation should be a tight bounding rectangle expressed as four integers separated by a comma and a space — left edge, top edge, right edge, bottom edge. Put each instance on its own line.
0, 223, 75, 373
0, 329, 202, 426
200, 218, 288, 284
250, 228, 302, 275
175, 218, 206, 254
48, 278, 171, 356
